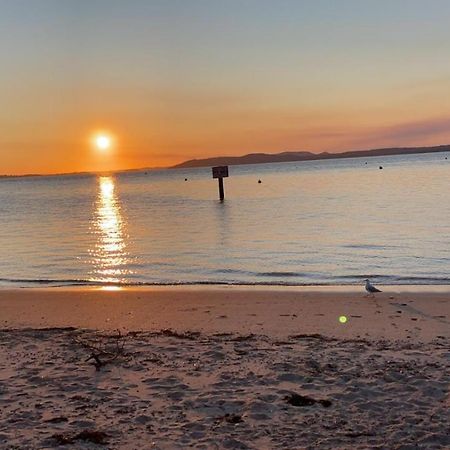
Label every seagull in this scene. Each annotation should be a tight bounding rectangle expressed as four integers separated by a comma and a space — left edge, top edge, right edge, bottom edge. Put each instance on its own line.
365, 279, 382, 295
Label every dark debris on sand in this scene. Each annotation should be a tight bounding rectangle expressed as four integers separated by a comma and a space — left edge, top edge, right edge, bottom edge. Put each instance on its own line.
215, 413, 244, 425
152, 329, 202, 340
285, 393, 332, 408
52, 430, 109, 445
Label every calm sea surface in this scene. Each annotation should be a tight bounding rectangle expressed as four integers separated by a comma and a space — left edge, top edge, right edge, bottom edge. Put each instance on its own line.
1, 152, 449, 287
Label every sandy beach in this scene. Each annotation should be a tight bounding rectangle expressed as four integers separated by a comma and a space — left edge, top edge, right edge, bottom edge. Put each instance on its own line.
0, 287, 449, 449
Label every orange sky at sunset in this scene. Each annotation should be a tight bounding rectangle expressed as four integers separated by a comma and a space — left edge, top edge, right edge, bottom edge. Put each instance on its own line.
1, 1, 450, 175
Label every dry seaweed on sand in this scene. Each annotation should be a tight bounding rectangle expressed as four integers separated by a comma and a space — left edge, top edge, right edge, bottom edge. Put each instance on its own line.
285, 393, 332, 408
52, 430, 109, 445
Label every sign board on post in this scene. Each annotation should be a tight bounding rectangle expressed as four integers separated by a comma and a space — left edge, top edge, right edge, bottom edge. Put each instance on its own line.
211, 166, 229, 201
212, 166, 229, 179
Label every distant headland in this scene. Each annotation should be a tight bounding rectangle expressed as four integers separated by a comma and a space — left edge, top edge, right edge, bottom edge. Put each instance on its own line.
2, 144, 449, 178
171, 144, 450, 169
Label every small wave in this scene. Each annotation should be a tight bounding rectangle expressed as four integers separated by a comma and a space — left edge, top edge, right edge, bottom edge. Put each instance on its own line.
0, 277, 97, 285
334, 274, 450, 284
211, 269, 305, 278
259, 271, 304, 277
1, 276, 450, 288
212, 269, 306, 278
337, 274, 386, 280
211, 269, 253, 275
342, 244, 402, 250
390, 276, 450, 283
0, 278, 323, 287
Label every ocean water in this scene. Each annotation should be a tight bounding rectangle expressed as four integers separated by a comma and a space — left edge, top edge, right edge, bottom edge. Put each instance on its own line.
0, 152, 449, 287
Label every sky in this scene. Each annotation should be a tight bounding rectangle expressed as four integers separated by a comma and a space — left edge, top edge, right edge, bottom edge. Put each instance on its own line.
1, 0, 450, 175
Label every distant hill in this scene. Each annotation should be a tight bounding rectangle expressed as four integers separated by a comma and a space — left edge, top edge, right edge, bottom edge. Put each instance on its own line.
171, 144, 450, 169
2, 144, 449, 178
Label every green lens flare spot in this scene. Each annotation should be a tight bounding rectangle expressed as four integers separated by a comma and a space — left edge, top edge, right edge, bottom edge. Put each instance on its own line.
339, 315, 348, 324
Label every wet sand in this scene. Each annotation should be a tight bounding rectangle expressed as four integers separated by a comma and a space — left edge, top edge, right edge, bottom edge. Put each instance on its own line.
1, 286, 449, 341
0, 287, 449, 449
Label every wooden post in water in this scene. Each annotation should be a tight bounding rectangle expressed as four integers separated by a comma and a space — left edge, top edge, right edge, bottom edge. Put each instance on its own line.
218, 177, 224, 201
212, 166, 229, 201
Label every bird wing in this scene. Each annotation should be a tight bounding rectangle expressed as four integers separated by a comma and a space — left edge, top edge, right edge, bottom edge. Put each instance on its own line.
369, 285, 382, 292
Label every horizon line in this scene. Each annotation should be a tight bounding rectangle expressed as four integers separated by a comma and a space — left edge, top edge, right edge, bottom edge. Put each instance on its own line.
1, 143, 449, 179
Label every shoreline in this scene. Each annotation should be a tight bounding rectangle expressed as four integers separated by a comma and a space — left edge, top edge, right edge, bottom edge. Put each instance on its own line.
2, 283, 450, 292
1, 287, 448, 342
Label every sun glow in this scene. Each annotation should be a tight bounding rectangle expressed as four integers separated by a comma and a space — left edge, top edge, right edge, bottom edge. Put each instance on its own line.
91, 132, 115, 153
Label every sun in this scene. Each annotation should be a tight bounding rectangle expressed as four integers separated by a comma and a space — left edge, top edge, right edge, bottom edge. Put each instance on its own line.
95, 134, 111, 151
89, 130, 117, 157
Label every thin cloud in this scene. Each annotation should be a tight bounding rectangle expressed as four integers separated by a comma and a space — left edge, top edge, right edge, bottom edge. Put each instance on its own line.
375, 117, 450, 142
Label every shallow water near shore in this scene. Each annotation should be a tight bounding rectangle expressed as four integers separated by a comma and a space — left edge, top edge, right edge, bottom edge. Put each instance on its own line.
1, 152, 449, 287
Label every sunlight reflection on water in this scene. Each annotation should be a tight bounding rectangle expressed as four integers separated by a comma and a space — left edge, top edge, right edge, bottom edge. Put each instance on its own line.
89, 176, 131, 283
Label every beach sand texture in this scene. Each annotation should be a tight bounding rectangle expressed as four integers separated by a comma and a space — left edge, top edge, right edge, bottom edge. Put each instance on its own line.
0, 288, 449, 449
